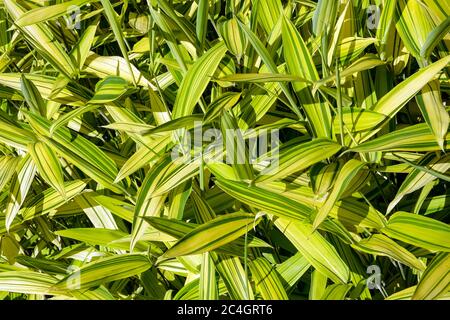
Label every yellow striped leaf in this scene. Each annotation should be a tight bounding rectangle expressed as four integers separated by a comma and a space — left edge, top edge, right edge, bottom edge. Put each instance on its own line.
28, 141, 65, 197
21, 180, 87, 221
5, 154, 36, 231
313, 159, 366, 230
382, 211, 450, 252
4, 0, 77, 78
413, 253, 450, 300
161, 213, 259, 259
172, 42, 227, 118
55, 254, 151, 290
249, 257, 288, 300
275, 217, 350, 284
352, 234, 426, 271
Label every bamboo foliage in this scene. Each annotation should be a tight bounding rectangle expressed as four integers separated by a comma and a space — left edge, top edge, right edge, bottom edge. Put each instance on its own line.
0, 0, 448, 300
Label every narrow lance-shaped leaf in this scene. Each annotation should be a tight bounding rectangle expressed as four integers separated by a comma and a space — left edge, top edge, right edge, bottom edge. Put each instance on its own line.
24, 112, 124, 194
49, 105, 99, 137
218, 17, 246, 61
199, 252, 218, 300
189, 184, 255, 300
172, 42, 228, 118
421, 16, 450, 59
215, 177, 314, 222
281, 16, 332, 138
70, 20, 99, 70
196, 0, 208, 49
15, 0, 95, 27
321, 284, 353, 300
160, 213, 259, 259
28, 141, 66, 197
387, 153, 450, 213
236, 19, 302, 119
51, 76, 128, 134
310, 271, 327, 300
75, 192, 118, 230
257, 138, 342, 182
415, 80, 449, 150
0, 156, 20, 192
4, 0, 77, 78
55, 228, 151, 252
5, 154, 36, 231
312, 0, 338, 37
313, 159, 366, 230
20, 180, 87, 221
382, 212, 450, 252
376, 0, 397, 59
276, 252, 311, 291
413, 253, 450, 300
0, 271, 60, 295
89, 76, 129, 104
99, 0, 137, 85
275, 217, 350, 284
352, 234, 426, 271
249, 257, 288, 300
365, 55, 450, 139
131, 156, 171, 250
351, 123, 450, 153
20, 75, 46, 116
54, 254, 151, 290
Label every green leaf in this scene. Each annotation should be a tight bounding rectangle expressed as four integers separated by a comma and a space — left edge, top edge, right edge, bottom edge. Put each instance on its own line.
387, 153, 450, 213
99, 0, 137, 85
4, 0, 77, 78
89, 76, 129, 104
204, 92, 241, 123
282, 16, 332, 137
215, 178, 314, 222
321, 284, 352, 300
333, 107, 388, 133
199, 252, 218, 300
160, 213, 259, 259
352, 234, 426, 271
351, 123, 450, 153
382, 212, 450, 252
20, 74, 46, 116
24, 112, 124, 194
413, 253, 450, 300
257, 138, 342, 182
196, 0, 208, 49
415, 80, 449, 150
21, 180, 87, 221
131, 157, 171, 250
75, 192, 118, 229
237, 19, 302, 119
275, 217, 350, 284
55, 228, 149, 251
0, 156, 20, 192
421, 16, 450, 58
312, 0, 338, 37
15, 0, 94, 27
49, 104, 99, 136
313, 159, 366, 230
5, 154, 36, 230
55, 254, 151, 290
70, 20, 99, 70
0, 271, 60, 295
276, 252, 311, 291
371, 55, 450, 127
28, 141, 66, 197
249, 257, 288, 300
172, 42, 228, 118
218, 17, 246, 60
